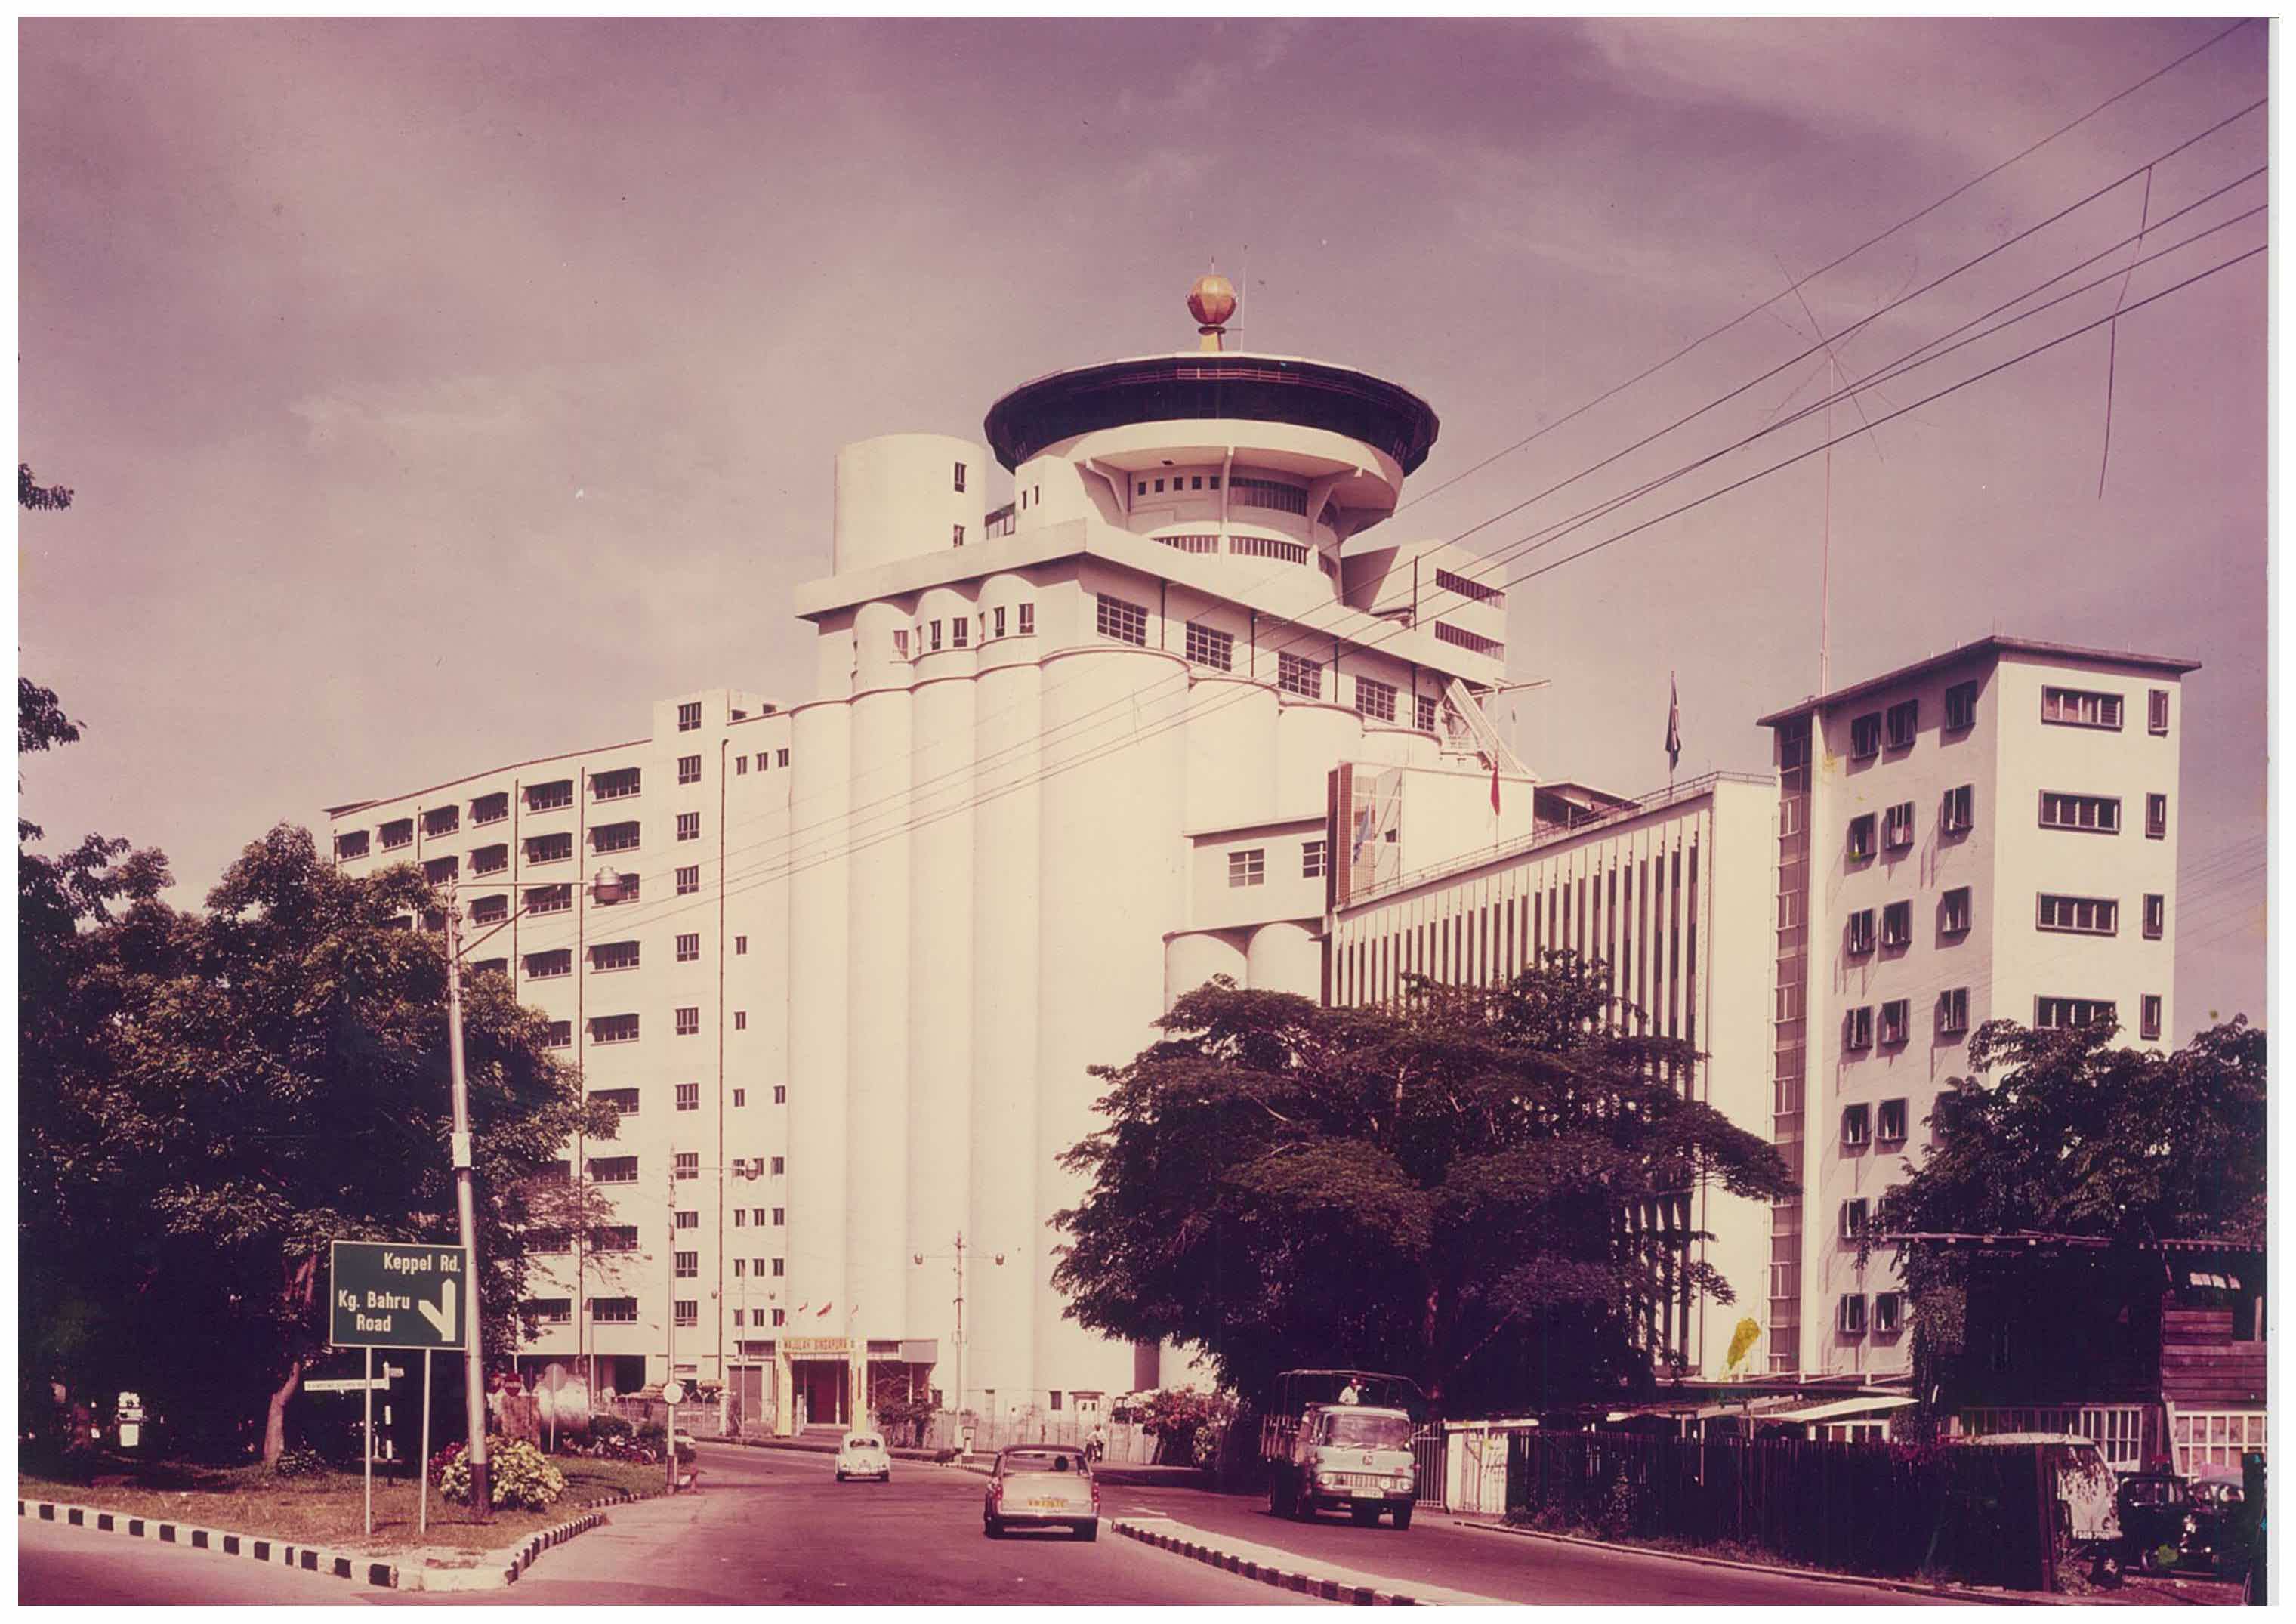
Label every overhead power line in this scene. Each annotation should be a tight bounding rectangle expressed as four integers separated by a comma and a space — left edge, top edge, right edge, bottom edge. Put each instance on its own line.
523, 240, 2263, 946
1396, 17, 2261, 516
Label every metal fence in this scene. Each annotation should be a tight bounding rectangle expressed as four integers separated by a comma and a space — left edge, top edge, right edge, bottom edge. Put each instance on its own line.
1505, 1431, 2055, 1589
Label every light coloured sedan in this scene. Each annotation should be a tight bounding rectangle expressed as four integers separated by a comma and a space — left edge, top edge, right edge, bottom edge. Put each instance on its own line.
984, 1445, 1100, 1539
835, 1431, 892, 1482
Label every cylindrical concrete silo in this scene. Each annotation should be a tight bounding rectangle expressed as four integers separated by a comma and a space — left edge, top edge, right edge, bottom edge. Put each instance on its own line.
1276, 700, 1366, 812
785, 699, 854, 1366
967, 601, 1043, 1417
1183, 675, 1279, 832
1246, 919, 1322, 998
906, 586, 980, 1386
1166, 928, 1248, 1007
1034, 642, 1190, 1401
844, 616, 914, 1371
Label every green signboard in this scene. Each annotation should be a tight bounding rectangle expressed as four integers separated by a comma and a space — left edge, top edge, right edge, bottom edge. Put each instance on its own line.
329, 1240, 469, 1351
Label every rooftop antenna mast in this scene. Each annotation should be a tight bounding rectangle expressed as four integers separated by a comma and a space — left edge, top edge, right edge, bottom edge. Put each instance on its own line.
1238, 243, 1249, 348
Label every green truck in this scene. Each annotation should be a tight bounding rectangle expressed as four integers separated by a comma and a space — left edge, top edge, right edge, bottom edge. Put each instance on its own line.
1259, 1369, 1424, 1530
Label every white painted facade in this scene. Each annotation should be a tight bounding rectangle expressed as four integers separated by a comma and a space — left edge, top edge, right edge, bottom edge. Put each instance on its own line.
1324, 773, 1780, 1379
1761, 638, 2196, 1380
327, 320, 1531, 1431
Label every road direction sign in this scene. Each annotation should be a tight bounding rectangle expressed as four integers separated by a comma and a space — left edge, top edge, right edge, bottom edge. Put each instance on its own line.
329, 1240, 469, 1351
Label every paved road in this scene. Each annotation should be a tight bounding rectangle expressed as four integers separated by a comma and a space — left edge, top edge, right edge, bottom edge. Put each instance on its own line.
1116, 1479, 1961, 1606
18, 1442, 1968, 1605
17, 1515, 375, 1606
380, 1443, 1321, 1606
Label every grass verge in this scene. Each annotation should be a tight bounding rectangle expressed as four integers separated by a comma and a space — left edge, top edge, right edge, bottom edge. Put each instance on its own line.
20, 1455, 662, 1555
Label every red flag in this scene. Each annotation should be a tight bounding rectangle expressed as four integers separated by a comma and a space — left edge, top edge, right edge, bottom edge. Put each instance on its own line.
1490, 761, 1501, 816
816, 1301, 833, 1318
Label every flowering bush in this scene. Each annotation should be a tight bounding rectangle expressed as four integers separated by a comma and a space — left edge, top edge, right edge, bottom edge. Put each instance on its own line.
1137, 1388, 1237, 1468
489, 1439, 567, 1509
433, 1437, 566, 1509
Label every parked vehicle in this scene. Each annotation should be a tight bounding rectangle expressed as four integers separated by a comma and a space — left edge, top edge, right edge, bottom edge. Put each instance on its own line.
835, 1431, 892, 1483
1259, 1369, 1421, 1530
983, 1446, 1099, 1539
2118, 1471, 2205, 1573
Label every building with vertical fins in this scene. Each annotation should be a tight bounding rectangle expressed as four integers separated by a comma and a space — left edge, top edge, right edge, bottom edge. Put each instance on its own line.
325, 277, 1537, 1433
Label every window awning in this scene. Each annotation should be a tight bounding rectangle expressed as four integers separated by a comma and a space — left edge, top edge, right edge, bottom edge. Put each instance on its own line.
1770, 1394, 1919, 1424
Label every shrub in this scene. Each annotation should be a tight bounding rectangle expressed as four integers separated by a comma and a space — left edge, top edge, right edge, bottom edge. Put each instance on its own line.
488, 1439, 567, 1510
272, 1445, 330, 1480
433, 1437, 568, 1509
590, 1412, 634, 1443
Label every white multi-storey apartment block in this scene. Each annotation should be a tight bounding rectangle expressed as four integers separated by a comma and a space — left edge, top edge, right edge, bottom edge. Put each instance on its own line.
1323, 773, 1780, 1379
1758, 637, 2196, 1380
326, 280, 1532, 1433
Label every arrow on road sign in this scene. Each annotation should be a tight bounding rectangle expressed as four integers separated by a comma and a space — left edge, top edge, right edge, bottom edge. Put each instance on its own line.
417, 1279, 457, 1345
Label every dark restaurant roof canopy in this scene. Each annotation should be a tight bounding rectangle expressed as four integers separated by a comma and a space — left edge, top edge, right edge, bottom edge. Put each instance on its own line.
983, 351, 1441, 476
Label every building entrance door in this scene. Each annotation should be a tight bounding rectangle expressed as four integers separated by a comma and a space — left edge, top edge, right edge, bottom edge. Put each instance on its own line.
794, 1360, 848, 1429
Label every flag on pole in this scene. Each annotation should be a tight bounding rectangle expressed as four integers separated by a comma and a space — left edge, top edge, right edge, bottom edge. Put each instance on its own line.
1490, 760, 1501, 817
1665, 672, 1683, 773
816, 1301, 834, 1318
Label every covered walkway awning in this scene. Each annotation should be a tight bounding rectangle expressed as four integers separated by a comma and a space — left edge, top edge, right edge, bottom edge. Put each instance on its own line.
1767, 1394, 1919, 1424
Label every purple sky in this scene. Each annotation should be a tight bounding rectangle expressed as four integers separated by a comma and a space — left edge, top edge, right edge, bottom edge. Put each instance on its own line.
19, 18, 2267, 1035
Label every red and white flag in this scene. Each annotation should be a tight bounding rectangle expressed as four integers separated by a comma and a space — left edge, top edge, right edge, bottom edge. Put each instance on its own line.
1665, 672, 1683, 773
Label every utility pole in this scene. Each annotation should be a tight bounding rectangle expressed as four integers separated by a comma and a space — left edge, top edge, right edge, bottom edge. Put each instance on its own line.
442, 898, 492, 1521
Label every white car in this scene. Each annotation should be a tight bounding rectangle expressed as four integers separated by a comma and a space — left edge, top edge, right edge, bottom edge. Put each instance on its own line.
984, 1446, 1100, 1539
835, 1431, 892, 1482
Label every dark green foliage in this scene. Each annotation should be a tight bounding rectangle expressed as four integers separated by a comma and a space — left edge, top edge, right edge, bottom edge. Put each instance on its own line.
1877, 1017, 2267, 1397
20, 792, 616, 1459
20, 461, 73, 510
270, 1446, 331, 1480
1052, 961, 1795, 1415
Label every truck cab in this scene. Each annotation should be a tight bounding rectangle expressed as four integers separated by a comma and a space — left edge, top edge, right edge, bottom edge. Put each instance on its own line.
1260, 1369, 1422, 1529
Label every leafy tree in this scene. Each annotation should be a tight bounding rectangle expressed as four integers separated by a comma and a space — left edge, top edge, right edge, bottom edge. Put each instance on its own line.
20, 820, 617, 1462
1875, 1016, 2266, 1402
1052, 959, 1795, 1416
20, 461, 73, 510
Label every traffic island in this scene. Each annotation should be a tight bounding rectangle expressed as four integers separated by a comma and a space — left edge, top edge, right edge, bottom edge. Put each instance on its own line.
1108, 1516, 1515, 1606
17, 1460, 663, 1592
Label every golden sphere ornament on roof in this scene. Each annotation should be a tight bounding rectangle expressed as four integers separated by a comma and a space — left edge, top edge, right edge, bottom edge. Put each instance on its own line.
1187, 272, 1238, 329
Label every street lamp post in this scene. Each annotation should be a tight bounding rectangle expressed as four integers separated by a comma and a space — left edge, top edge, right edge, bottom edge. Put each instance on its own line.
441, 866, 632, 1519
912, 1233, 1001, 1447
664, 1157, 762, 1493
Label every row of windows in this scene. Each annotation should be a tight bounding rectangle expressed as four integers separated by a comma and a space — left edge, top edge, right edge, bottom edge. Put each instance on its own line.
900, 603, 1037, 661
1841, 888, 2165, 954
1130, 471, 1312, 518
1844, 786, 2167, 858
1838, 1292, 1904, 1335
571, 1298, 789, 1327
1432, 567, 1505, 607
1839, 990, 2162, 1052
346, 745, 805, 859
1227, 840, 1329, 887
1097, 595, 1427, 725
1847, 681, 2172, 760
1839, 1098, 1912, 1147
